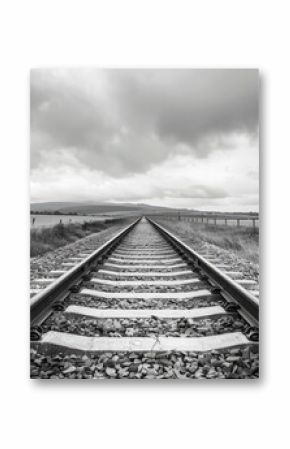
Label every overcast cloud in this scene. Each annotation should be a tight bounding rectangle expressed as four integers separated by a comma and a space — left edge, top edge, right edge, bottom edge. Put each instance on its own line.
30, 68, 259, 211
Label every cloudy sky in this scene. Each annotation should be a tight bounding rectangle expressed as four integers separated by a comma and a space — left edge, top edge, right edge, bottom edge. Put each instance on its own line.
30, 68, 259, 211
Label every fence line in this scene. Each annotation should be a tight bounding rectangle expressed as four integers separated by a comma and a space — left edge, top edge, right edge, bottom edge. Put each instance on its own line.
147, 214, 259, 228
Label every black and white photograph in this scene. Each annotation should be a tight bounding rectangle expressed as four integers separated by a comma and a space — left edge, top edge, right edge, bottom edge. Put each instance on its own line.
30, 68, 259, 379
4, 0, 290, 447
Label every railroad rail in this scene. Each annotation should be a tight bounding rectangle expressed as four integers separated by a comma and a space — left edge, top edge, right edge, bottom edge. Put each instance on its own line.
147, 218, 259, 327
31, 218, 141, 328
30, 216, 259, 379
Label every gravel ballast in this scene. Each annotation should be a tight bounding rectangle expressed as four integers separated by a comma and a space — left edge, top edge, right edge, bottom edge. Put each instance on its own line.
30, 347, 259, 379
30, 221, 133, 283
31, 219, 259, 380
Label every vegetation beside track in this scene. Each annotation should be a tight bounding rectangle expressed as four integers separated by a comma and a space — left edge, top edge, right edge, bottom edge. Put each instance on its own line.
158, 220, 259, 265
30, 219, 127, 257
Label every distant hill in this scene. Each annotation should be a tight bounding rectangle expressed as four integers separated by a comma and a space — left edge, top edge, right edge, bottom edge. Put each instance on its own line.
30, 202, 88, 212
30, 201, 181, 215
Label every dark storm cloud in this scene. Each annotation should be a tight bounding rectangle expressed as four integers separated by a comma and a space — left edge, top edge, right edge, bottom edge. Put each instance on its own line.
30, 71, 116, 169
108, 69, 258, 150
31, 68, 259, 176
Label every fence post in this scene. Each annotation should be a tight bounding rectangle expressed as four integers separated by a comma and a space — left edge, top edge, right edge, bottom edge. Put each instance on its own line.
252, 219, 255, 228
237, 219, 240, 227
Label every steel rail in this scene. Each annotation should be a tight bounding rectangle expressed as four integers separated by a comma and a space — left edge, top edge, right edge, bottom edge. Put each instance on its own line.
30, 218, 141, 327
147, 217, 259, 326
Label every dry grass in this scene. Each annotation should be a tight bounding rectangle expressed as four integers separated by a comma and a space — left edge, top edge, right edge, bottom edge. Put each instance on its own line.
30, 219, 126, 257
159, 220, 259, 265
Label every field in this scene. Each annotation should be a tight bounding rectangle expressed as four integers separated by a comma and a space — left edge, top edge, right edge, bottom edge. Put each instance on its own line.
30, 214, 111, 228
30, 219, 126, 257
158, 220, 259, 265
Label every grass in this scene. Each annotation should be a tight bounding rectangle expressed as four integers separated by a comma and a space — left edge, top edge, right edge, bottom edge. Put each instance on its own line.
30, 219, 126, 257
159, 220, 259, 265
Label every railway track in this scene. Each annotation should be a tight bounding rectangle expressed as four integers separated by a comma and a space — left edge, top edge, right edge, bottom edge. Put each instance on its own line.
30, 217, 259, 379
